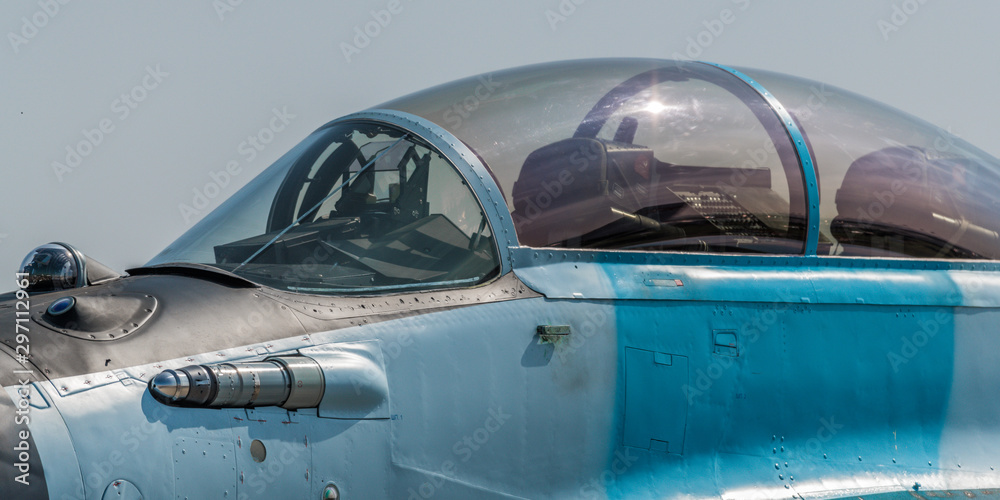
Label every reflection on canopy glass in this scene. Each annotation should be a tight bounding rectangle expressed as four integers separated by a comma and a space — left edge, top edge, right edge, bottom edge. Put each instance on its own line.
148, 121, 499, 294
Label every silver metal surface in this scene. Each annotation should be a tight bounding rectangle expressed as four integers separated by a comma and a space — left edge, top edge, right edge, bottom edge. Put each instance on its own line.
149, 356, 326, 409
32, 291, 157, 341
210, 361, 290, 407
148, 369, 190, 402
269, 356, 325, 409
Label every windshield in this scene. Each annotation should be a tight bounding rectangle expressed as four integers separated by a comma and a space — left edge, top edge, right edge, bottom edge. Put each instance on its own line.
147, 121, 500, 294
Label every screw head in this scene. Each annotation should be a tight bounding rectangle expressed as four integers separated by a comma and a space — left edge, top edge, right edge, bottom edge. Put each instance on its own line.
322, 483, 340, 500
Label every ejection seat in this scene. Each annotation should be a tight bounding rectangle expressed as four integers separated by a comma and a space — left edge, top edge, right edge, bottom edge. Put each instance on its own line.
511, 136, 662, 247
830, 146, 999, 259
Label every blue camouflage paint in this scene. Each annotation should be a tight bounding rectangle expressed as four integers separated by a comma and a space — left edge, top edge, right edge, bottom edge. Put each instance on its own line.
507, 246, 989, 497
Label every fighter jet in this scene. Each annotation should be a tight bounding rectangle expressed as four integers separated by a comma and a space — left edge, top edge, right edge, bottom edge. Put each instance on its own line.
3, 58, 1000, 499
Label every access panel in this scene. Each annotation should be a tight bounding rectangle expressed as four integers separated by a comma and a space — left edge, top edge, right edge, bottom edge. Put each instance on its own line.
623, 347, 688, 454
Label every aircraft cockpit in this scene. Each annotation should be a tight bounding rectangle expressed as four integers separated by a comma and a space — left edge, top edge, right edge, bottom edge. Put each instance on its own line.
147, 59, 1000, 296
211, 122, 499, 292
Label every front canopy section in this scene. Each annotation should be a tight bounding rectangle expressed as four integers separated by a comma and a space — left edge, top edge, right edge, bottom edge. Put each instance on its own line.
148, 121, 500, 294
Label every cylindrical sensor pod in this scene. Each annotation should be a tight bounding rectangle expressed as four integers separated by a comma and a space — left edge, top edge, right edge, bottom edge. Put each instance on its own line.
148, 356, 324, 409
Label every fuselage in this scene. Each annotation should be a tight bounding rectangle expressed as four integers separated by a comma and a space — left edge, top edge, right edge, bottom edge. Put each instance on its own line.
3, 253, 1000, 498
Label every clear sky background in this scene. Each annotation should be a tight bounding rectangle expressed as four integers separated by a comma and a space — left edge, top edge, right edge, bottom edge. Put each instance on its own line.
2, 0, 999, 275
